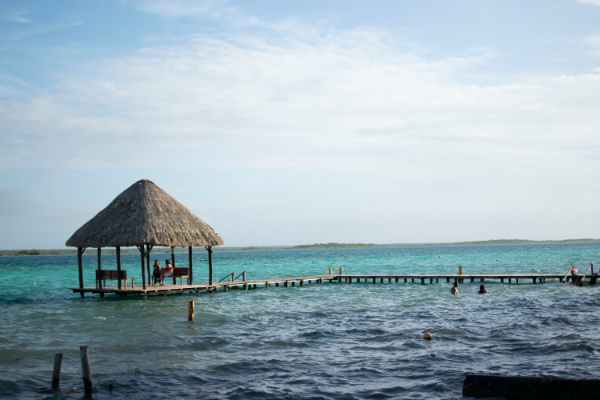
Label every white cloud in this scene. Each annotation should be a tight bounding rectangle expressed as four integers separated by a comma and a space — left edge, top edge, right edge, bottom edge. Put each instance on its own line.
134, 0, 233, 17
2, 10, 31, 24
577, 0, 600, 6
3, 27, 599, 171
3, 20, 600, 243
586, 35, 600, 57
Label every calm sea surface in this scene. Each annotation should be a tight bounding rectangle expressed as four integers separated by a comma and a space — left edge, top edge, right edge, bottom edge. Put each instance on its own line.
1, 243, 599, 399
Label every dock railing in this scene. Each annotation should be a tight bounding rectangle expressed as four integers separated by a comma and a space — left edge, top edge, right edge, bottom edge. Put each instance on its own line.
218, 272, 235, 283
218, 271, 248, 283
328, 266, 343, 276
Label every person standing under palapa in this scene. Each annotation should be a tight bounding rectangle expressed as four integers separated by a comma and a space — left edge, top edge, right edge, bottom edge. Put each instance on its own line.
152, 260, 161, 285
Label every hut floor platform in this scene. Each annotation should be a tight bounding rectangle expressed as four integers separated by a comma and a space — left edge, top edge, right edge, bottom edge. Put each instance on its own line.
72, 272, 596, 297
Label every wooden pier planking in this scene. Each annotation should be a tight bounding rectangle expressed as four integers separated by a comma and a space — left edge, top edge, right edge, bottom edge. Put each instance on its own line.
71, 272, 596, 297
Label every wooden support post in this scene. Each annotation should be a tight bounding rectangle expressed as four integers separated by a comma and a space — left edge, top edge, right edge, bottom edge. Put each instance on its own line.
411, 278, 415, 283
171, 246, 176, 285
533, 277, 537, 284
96, 247, 101, 288
404, 277, 408, 283
372, 277, 376, 284
429, 278, 433, 284
116, 246, 122, 290
395, 277, 399, 283
188, 299, 195, 321
51, 353, 63, 391
446, 277, 450, 283
509, 278, 512, 284
421, 278, 425, 285
146, 244, 152, 286
207, 246, 213, 286
139, 245, 146, 290
188, 246, 193, 285
470, 277, 474, 283
77, 247, 84, 298
97, 248, 104, 298
480, 277, 484, 283
80, 346, 92, 397
501, 277, 504, 283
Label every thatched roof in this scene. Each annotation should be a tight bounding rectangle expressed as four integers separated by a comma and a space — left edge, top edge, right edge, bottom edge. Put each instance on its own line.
66, 179, 224, 248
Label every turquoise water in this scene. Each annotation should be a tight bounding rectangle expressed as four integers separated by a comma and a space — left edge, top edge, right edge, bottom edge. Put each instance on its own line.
1, 243, 599, 399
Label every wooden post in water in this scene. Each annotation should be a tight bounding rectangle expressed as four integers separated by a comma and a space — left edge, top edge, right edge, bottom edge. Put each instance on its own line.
188, 246, 193, 285
188, 299, 195, 321
207, 246, 213, 286
77, 247, 84, 298
116, 246, 122, 290
80, 346, 92, 397
51, 353, 63, 391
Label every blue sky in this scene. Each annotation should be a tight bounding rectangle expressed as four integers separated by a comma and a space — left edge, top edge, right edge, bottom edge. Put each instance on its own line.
2, 0, 600, 248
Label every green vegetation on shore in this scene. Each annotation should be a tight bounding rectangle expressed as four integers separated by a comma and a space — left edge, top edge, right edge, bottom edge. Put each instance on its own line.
2, 238, 599, 256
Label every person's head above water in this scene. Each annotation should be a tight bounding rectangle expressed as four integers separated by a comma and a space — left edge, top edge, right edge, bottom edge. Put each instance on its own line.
478, 284, 487, 294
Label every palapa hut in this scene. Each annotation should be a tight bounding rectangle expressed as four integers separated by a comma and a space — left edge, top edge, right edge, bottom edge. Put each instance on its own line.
66, 179, 223, 297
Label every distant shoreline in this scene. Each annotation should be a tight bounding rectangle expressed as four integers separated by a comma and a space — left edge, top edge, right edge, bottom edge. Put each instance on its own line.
2, 238, 600, 256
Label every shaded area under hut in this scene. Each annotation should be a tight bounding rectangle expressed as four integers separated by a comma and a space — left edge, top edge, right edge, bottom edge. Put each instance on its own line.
66, 179, 223, 297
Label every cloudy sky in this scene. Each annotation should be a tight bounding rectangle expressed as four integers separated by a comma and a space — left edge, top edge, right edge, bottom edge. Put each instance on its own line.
1, 0, 600, 248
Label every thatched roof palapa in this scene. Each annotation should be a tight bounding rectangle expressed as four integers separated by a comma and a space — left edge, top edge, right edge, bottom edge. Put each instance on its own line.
66, 179, 223, 248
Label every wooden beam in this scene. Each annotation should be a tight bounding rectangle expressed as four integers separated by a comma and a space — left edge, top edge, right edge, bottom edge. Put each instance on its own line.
207, 246, 213, 286
146, 244, 151, 286
97, 247, 104, 298
171, 246, 176, 284
97, 247, 102, 290
77, 247, 84, 298
188, 246, 193, 285
463, 373, 600, 399
116, 246, 122, 290
138, 245, 146, 289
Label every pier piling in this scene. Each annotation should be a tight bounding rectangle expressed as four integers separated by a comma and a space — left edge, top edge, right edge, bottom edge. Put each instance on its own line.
51, 353, 63, 391
187, 300, 195, 321
79, 346, 92, 397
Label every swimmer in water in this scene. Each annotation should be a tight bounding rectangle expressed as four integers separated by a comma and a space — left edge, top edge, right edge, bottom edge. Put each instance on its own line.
478, 284, 487, 294
450, 281, 460, 296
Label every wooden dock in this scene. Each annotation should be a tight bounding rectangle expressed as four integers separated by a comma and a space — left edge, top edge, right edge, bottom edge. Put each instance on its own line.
72, 272, 596, 297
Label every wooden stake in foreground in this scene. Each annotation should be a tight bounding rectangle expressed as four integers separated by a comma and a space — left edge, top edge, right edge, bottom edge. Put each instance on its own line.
188, 299, 195, 321
51, 353, 63, 391
80, 346, 93, 397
